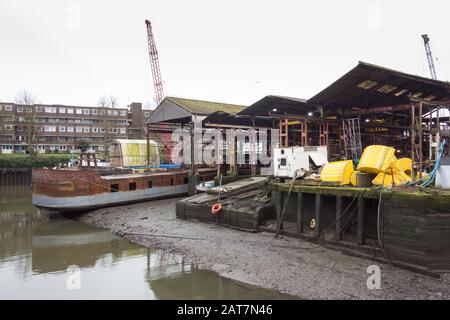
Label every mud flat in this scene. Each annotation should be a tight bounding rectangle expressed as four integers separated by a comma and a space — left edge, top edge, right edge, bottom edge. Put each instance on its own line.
79, 197, 450, 299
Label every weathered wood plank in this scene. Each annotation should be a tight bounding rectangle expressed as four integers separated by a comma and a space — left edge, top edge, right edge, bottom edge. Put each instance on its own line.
357, 198, 365, 245
315, 193, 321, 236
335, 196, 342, 240
297, 192, 303, 235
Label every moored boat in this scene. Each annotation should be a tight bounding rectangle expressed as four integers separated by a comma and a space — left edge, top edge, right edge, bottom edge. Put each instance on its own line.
32, 167, 216, 212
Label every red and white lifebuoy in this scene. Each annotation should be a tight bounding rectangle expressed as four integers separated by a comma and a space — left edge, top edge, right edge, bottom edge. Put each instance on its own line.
211, 203, 222, 214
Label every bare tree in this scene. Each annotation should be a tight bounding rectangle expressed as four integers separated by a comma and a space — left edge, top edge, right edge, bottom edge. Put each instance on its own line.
15, 89, 36, 105
0, 105, 5, 154
98, 95, 110, 108
109, 95, 118, 109
96, 94, 119, 158
15, 89, 37, 155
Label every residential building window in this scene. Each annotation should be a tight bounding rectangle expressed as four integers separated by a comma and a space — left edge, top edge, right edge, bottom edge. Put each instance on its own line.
119, 128, 126, 134
83, 127, 90, 133
100, 110, 105, 115
5, 105, 12, 111
120, 110, 126, 116
92, 109, 98, 115
67, 108, 74, 113
26, 107, 32, 113
76, 109, 82, 114
67, 127, 74, 133
100, 128, 106, 133
93, 127, 99, 133
35, 106, 42, 112
17, 126, 23, 132
17, 116, 25, 122
44, 126, 57, 132
83, 109, 90, 115
59, 145, 67, 151
59, 107, 66, 113
45, 107, 57, 113
59, 127, 66, 132
76, 127, 82, 133
144, 112, 150, 117
5, 125, 12, 131
17, 107, 24, 112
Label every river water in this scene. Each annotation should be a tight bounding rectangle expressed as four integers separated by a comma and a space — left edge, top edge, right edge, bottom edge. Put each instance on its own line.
0, 180, 291, 300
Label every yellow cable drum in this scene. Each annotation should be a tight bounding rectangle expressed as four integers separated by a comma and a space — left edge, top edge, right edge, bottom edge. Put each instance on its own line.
357, 145, 396, 174
320, 160, 354, 185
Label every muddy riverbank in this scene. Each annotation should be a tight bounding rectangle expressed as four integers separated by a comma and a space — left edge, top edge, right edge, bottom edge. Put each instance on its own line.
80, 197, 450, 299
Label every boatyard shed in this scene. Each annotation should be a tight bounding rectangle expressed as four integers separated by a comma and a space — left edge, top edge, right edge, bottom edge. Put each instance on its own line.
146, 96, 246, 125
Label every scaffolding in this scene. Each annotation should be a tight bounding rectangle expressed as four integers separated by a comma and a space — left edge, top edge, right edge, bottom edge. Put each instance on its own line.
342, 118, 362, 160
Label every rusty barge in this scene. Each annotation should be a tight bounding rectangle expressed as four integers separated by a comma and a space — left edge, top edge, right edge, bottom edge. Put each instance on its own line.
32, 167, 215, 212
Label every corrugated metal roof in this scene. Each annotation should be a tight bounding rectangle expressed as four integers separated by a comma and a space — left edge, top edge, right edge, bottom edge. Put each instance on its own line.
237, 95, 314, 117
167, 97, 246, 115
146, 96, 247, 124
203, 111, 274, 128
308, 61, 450, 110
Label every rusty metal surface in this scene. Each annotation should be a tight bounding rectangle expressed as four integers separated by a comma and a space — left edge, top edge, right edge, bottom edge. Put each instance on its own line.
308, 61, 450, 110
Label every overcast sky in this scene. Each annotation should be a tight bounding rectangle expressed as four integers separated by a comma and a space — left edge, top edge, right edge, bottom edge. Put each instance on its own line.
1, 0, 449, 109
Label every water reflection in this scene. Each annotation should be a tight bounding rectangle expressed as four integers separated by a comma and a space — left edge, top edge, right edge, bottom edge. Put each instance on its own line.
0, 179, 292, 299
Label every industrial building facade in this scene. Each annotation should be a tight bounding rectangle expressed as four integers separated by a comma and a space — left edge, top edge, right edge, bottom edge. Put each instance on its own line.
0, 102, 151, 154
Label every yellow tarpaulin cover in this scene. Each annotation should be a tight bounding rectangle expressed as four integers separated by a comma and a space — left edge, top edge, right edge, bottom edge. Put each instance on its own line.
372, 171, 411, 186
371, 157, 415, 187
110, 139, 160, 167
321, 160, 354, 185
357, 145, 396, 174
349, 171, 358, 187
393, 158, 413, 175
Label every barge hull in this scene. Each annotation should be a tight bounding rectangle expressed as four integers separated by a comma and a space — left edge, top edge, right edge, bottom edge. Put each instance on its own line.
33, 184, 188, 212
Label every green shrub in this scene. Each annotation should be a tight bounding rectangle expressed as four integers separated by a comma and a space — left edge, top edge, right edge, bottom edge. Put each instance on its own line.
0, 154, 71, 169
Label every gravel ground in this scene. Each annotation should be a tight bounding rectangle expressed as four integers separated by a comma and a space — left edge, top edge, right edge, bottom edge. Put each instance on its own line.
79, 197, 450, 300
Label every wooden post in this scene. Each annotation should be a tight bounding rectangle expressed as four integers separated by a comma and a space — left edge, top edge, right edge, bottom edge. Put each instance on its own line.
410, 103, 416, 179
314, 193, 321, 236
275, 190, 283, 238
335, 196, 342, 240
357, 198, 365, 245
230, 129, 237, 176
296, 192, 303, 235
188, 122, 197, 196
146, 125, 150, 172
418, 101, 423, 179
250, 117, 257, 176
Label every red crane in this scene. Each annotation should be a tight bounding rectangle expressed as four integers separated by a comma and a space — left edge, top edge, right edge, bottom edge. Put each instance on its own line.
421, 34, 438, 80
145, 20, 165, 105
145, 20, 172, 163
